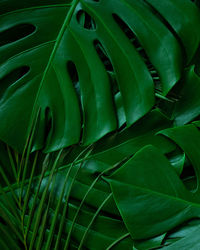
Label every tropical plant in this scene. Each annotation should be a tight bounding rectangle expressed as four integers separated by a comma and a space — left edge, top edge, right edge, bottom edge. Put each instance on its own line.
1, 0, 200, 249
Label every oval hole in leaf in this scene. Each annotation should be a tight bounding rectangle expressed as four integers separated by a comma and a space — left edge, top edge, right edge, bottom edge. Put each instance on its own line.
0, 66, 30, 99
76, 10, 96, 30
67, 61, 80, 96
66, 61, 82, 127
93, 40, 114, 72
0, 23, 36, 47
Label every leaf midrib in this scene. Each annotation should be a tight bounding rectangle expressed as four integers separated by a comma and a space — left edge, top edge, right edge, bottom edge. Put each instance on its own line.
110, 179, 200, 210
28, 0, 80, 135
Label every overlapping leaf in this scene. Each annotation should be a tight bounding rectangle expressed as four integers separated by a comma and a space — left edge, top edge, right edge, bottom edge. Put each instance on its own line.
1, 0, 199, 152
105, 124, 200, 244
1, 0, 200, 249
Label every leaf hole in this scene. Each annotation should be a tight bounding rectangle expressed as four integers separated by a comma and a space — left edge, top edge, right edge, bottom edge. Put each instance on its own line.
67, 61, 81, 97
0, 23, 36, 47
112, 13, 161, 91
76, 10, 96, 30
93, 40, 119, 96
66, 61, 83, 138
0, 66, 30, 99
94, 40, 114, 72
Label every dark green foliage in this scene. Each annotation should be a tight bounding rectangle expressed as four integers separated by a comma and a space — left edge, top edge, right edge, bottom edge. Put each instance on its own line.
1, 0, 200, 249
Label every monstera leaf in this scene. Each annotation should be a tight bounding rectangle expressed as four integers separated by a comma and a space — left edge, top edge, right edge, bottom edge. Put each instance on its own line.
1, 0, 200, 249
105, 142, 200, 240
1, 0, 200, 152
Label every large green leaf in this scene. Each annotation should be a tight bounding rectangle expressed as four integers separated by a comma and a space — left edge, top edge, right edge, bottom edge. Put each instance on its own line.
105, 144, 200, 240
1, 0, 200, 249
1, 0, 196, 152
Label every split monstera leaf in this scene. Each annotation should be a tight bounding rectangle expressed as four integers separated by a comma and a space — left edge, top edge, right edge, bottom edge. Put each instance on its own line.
0, 0, 199, 152
1, 0, 200, 249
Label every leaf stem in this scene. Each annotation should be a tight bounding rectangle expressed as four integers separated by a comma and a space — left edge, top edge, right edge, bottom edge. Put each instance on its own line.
77, 193, 112, 250
106, 233, 130, 250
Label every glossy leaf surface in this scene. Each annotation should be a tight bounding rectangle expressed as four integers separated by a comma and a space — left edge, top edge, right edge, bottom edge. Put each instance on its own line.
1, 0, 196, 152
105, 144, 200, 239
1, 0, 200, 249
